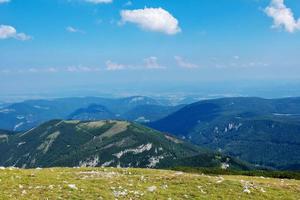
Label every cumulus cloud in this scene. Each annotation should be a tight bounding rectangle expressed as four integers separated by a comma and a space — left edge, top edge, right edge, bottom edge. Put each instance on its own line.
66, 66, 100, 72
0, 66, 105, 74
0, 25, 31, 41
105, 57, 165, 71
84, 0, 112, 4
120, 7, 181, 35
105, 60, 125, 71
144, 56, 164, 69
123, 1, 132, 7
174, 56, 199, 69
66, 26, 85, 34
265, 0, 300, 33
0, 0, 10, 3
45, 67, 59, 73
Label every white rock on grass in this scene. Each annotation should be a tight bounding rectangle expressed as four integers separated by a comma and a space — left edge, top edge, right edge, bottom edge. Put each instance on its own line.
260, 188, 266, 193
161, 184, 168, 189
197, 186, 207, 194
243, 188, 251, 194
112, 190, 127, 197
68, 184, 78, 190
216, 176, 224, 183
241, 180, 253, 194
147, 186, 157, 192
174, 172, 183, 176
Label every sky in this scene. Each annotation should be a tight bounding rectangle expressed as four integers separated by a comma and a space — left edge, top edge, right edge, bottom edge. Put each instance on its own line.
0, 0, 300, 100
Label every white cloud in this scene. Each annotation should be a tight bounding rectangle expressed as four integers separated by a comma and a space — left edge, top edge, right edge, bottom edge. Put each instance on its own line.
0, 25, 31, 41
105, 57, 165, 71
0, 66, 105, 74
84, 0, 112, 4
123, 1, 132, 7
120, 7, 181, 35
45, 67, 59, 73
0, 0, 10, 4
28, 68, 39, 73
265, 0, 300, 33
105, 60, 125, 71
144, 56, 164, 69
233, 56, 240, 60
174, 56, 199, 69
67, 66, 100, 72
66, 26, 85, 34
66, 26, 78, 32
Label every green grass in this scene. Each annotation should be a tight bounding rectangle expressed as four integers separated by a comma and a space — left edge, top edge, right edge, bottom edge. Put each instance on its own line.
171, 167, 300, 180
0, 167, 299, 200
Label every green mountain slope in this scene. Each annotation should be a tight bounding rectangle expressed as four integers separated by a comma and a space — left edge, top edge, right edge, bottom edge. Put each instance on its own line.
0, 120, 248, 170
150, 97, 300, 170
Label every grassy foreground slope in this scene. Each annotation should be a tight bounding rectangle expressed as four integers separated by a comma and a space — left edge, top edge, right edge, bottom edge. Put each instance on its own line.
0, 167, 299, 200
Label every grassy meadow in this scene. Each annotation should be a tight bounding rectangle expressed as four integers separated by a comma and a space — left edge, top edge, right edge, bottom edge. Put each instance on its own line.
0, 167, 299, 200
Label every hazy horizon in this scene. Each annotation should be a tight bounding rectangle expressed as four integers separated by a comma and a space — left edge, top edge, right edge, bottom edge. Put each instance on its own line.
1, 0, 300, 101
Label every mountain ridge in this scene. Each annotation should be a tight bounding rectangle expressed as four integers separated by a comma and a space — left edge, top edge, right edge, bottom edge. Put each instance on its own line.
0, 119, 249, 170
149, 97, 300, 170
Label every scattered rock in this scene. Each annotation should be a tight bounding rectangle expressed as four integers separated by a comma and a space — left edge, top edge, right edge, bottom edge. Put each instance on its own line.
161, 184, 168, 189
260, 188, 266, 193
243, 188, 251, 194
216, 176, 224, 183
68, 184, 78, 190
147, 186, 157, 192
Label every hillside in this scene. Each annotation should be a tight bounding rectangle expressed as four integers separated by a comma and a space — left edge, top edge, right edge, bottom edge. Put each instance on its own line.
0, 167, 299, 200
68, 104, 116, 121
150, 97, 300, 170
121, 104, 185, 123
0, 120, 247, 170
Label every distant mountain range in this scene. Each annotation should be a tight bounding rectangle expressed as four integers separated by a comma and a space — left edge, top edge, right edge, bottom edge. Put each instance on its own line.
68, 104, 185, 123
1, 96, 300, 170
150, 97, 300, 170
0, 120, 248, 170
0, 96, 182, 131
68, 104, 116, 121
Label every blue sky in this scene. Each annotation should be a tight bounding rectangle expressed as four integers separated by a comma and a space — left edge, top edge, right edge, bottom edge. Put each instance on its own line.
0, 0, 300, 98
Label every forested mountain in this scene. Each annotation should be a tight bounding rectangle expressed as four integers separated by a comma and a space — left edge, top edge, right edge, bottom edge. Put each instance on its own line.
150, 97, 300, 170
0, 120, 248, 170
